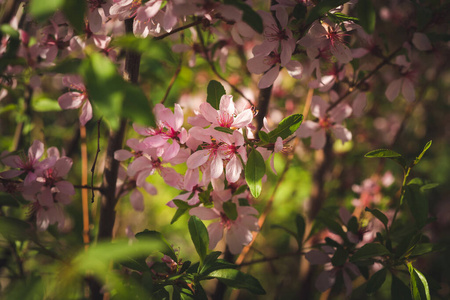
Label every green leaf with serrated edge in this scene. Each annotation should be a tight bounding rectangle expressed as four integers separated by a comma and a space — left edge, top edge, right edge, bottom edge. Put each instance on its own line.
357, 0, 376, 34
408, 263, 431, 300
331, 247, 348, 267
171, 208, 188, 224
29, 0, 65, 23
391, 274, 413, 300
305, 0, 349, 25
214, 127, 234, 134
222, 201, 238, 221
295, 214, 306, 249
206, 80, 226, 110
135, 230, 177, 261
258, 131, 269, 143
208, 269, 266, 295
233, 185, 248, 196
365, 207, 389, 228
188, 216, 209, 264
245, 148, 265, 198
413, 140, 432, 165
62, 0, 86, 33
366, 268, 387, 294
224, 0, 263, 34
268, 114, 303, 142
351, 243, 390, 261
293, 3, 307, 20
405, 185, 428, 228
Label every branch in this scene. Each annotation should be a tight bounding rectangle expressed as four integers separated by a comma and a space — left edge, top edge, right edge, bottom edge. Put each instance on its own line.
161, 52, 183, 104
153, 19, 203, 41
237, 251, 304, 267
90, 117, 102, 203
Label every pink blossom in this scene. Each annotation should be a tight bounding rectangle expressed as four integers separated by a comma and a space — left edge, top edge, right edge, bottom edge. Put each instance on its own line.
0, 140, 53, 185
190, 200, 259, 254
296, 96, 352, 149
199, 95, 253, 129
385, 55, 416, 102
58, 75, 93, 125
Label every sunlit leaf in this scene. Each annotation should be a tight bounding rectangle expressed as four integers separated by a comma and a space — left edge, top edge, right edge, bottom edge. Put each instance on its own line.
208, 269, 266, 295
245, 148, 265, 198
188, 216, 209, 264
207, 80, 226, 110
268, 114, 303, 142
408, 263, 431, 300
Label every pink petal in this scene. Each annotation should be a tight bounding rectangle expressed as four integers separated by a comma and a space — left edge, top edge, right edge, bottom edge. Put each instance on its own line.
232, 109, 253, 128
332, 125, 352, 143
162, 141, 180, 162
352, 92, 367, 117
29, 140, 44, 162
385, 78, 402, 102
310, 96, 329, 119
80, 100, 93, 126
225, 155, 242, 183
186, 149, 210, 169
305, 250, 331, 265
258, 66, 280, 89
310, 129, 326, 149
285, 60, 303, 79
219, 95, 235, 116
316, 270, 336, 292
130, 189, 145, 212
210, 154, 224, 179
58, 92, 84, 109
401, 79, 415, 102
114, 149, 133, 161
190, 207, 220, 220
55, 181, 75, 196
247, 55, 271, 74
207, 222, 223, 250
38, 188, 54, 207
412, 32, 432, 51
54, 157, 73, 177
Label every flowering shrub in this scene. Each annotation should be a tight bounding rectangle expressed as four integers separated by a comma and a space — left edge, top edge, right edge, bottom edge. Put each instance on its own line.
0, 0, 448, 299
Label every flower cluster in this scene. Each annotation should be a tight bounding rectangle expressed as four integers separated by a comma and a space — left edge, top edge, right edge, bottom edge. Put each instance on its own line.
0, 141, 74, 230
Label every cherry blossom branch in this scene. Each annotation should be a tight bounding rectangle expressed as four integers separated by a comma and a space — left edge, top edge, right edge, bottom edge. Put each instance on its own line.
326, 45, 403, 112
255, 86, 273, 132
73, 185, 104, 191
153, 19, 203, 41
195, 24, 254, 107
90, 117, 102, 203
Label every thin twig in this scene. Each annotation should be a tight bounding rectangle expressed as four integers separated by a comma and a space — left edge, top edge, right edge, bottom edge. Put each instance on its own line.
153, 19, 203, 41
238, 251, 305, 267
73, 185, 104, 191
80, 125, 90, 250
326, 45, 403, 112
161, 52, 183, 104
90, 117, 102, 203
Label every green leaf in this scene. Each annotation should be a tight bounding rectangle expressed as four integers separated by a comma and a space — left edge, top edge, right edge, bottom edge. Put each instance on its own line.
331, 247, 348, 267
233, 184, 248, 196
268, 114, 303, 142
365, 207, 389, 228
62, 0, 86, 33
405, 185, 428, 228
32, 97, 61, 112
120, 257, 149, 272
135, 230, 177, 261
410, 243, 442, 258
214, 127, 234, 134
200, 253, 236, 277
0, 193, 20, 207
366, 268, 387, 294
408, 263, 431, 300
28, 0, 65, 23
364, 149, 407, 169
208, 269, 266, 295
224, 0, 263, 34
365, 149, 402, 158
351, 243, 390, 262
357, 0, 376, 34
295, 214, 306, 249
188, 216, 209, 264
316, 215, 347, 240
305, 0, 349, 25
0, 217, 32, 241
222, 201, 238, 221
392, 274, 413, 300
258, 131, 269, 143
245, 148, 265, 198
413, 140, 432, 166
171, 208, 188, 224
420, 183, 439, 191
206, 80, 226, 110
0, 24, 19, 38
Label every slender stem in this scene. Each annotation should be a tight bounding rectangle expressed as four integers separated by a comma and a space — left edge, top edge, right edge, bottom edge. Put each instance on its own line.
237, 251, 305, 267
90, 117, 102, 203
161, 52, 183, 104
73, 185, 104, 191
326, 46, 403, 112
153, 19, 203, 41
80, 125, 90, 250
